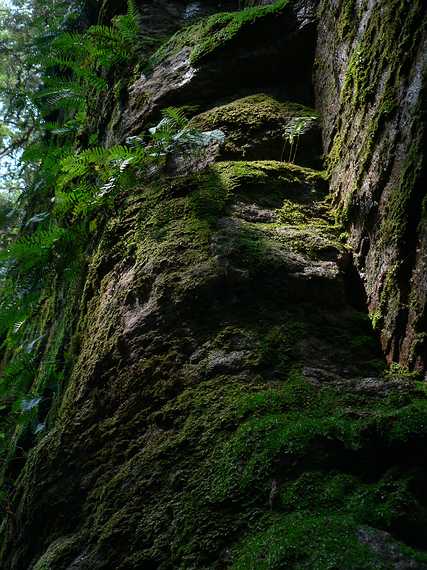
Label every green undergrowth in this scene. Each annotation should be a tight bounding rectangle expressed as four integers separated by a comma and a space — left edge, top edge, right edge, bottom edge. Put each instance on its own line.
0, 268, 85, 485
150, 0, 289, 67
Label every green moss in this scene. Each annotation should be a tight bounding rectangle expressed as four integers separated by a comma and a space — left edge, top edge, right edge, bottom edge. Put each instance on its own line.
191, 94, 319, 161
212, 160, 327, 206
256, 325, 297, 373
330, 0, 424, 227
192, 94, 317, 132
379, 140, 424, 246
132, 171, 229, 266
231, 513, 381, 569
368, 263, 399, 338
326, 132, 342, 176
336, 0, 357, 42
207, 370, 427, 496
340, 0, 422, 110
357, 89, 398, 180
150, 0, 290, 67
385, 363, 423, 381
276, 199, 309, 224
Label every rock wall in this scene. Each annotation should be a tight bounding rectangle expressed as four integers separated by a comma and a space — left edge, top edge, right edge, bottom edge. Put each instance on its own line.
2, 1, 427, 569
315, 0, 427, 372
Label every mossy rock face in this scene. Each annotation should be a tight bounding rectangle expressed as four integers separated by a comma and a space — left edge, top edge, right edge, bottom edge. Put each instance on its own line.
191, 94, 322, 167
2, 0, 427, 568
122, 0, 317, 136
149, 0, 292, 67
316, 0, 427, 370
1, 159, 399, 568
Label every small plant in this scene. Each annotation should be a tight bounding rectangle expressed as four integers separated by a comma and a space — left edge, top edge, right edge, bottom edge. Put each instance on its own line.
385, 362, 422, 380
280, 115, 317, 164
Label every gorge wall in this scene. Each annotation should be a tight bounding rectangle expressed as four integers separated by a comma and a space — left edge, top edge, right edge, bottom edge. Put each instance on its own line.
1, 1, 427, 569
316, 0, 427, 371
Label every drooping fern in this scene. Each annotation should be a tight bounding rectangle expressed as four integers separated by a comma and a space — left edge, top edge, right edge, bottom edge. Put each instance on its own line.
30, 0, 143, 128
0, 226, 69, 272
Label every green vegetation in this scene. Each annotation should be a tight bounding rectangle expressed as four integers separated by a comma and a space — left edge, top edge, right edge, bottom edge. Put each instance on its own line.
0, 0, 202, 505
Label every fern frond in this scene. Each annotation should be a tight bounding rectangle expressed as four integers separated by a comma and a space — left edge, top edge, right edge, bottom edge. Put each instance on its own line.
0, 225, 67, 271
35, 81, 86, 111
51, 31, 85, 53
162, 106, 188, 130
107, 145, 136, 162
0, 353, 37, 397
127, 0, 142, 27
54, 183, 97, 218
87, 25, 122, 43
43, 122, 78, 136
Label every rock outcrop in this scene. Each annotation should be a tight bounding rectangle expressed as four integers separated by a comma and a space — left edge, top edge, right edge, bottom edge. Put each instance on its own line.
315, 0, 427, 371
1, 1, 427, 569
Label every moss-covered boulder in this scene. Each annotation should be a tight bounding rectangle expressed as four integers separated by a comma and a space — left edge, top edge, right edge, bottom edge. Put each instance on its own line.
1, 155, 399, 568
191, 94, 322, 167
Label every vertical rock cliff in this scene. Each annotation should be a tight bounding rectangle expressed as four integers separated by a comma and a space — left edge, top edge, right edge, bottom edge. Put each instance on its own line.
1, 1, 427, 568
315, 0, 427, 371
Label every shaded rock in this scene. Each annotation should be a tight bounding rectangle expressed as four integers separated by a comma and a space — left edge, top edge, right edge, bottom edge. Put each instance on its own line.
212, 160, 328, 207
205, 349, 253, 375
122, 0, 318, 136
315, 0, 427, 369
275, 225, 342, 261
358, 527, 427, 569
231, 201, 276, 223
191, 93, 322, 167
